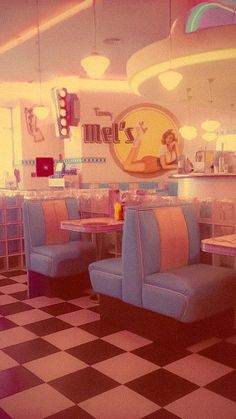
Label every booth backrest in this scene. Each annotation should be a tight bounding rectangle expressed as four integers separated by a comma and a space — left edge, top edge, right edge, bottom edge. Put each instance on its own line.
23, 197, 80, 268
122, 204, 200, 306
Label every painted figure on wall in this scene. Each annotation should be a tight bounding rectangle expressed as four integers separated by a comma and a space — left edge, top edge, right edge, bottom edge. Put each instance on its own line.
110, 104, 183, 177
25, 107, 45, 142
123, 122, 180, 174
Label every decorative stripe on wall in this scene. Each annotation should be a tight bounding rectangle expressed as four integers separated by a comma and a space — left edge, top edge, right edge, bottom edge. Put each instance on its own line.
21, 157, 106, 166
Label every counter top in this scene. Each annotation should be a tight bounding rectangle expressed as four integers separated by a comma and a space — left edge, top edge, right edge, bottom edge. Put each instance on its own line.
170, 173, 236, 179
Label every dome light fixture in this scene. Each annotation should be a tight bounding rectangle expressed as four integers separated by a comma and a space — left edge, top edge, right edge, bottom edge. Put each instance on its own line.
201, 78, 220, 132
202, 132, 218, 141
158, 0, 182, 90
81, 0, 110, 79
33, 0, 50, 120
179, 88, 197, 140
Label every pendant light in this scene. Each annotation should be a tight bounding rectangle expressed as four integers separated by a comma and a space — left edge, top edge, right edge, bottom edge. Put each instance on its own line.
33, 0, 50, 120
179, 88, 197, 140
158, 0, 182, 91
81, 0, 110, 79
201, 78, 220, 131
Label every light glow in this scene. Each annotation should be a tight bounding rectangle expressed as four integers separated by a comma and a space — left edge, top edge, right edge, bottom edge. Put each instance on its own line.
179, 125, 197, 140
202, 132, 218, 141
201, 119, 221, 131
158, 70, 183, 90
33, 105, 50, 120
81, 53, 110, 78
130, 48, 236, 95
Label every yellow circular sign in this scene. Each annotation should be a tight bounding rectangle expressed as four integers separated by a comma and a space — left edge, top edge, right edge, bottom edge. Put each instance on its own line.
111, 103, 182, 177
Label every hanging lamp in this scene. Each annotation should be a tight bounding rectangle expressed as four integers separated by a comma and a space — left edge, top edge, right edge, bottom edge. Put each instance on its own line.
179, 88, 197, 140
81, 0, 110, 78
33, 0, 50, 120
201, 78, 220, 132
158, 0, 182, 90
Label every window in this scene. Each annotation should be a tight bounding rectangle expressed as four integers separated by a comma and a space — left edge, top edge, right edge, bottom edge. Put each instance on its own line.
0, 107, 14, 187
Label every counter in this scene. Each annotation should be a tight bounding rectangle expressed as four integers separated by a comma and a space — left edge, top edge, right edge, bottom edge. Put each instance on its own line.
171, 173, 236, 199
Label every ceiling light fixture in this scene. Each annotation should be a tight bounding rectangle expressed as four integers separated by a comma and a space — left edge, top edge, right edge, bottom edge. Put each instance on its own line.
202, 132, 218, 141
158, 0, 182, 90
33, 0, 50, 120
179, 88, 197, 140
201, 78, 220, 131
81, 0, 110, 79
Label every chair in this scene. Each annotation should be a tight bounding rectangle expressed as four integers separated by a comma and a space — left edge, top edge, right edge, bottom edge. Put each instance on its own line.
89, 203, 236, 343
23, 197, 96, 298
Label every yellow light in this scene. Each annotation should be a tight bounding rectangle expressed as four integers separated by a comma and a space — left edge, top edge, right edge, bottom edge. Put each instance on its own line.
179, 125, 197, 140
129, 48, 236, 95
202, 132, 217, 141
33, 105, 50, 120
201, 119, 221, 131
158, 70, 183, 90
81, 53, 110, 79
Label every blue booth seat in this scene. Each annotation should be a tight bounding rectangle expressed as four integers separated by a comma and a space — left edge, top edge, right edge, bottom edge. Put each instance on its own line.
89, 204, 236, 342
23, 197, 96, 298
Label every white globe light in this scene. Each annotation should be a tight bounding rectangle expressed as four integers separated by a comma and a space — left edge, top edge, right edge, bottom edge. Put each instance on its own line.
179, 125, 197, 140
201, 119, 221, 131
202, 132, 217, 141
81, 52, 110, 78
158, 70, 183, 91
33, 105, 50, 120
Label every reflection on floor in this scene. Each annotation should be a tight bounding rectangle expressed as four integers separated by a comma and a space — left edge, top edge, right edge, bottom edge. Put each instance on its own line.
0, 271, 235, 418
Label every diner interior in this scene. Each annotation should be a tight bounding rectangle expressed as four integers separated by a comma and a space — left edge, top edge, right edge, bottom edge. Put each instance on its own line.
0, 0, 236, 417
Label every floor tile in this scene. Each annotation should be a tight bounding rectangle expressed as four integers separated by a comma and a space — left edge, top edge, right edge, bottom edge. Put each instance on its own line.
0, 383, 74, 419
164, 353, 233, 386
0, 317, 17, 331
226, 334, 236, 345
45, 405, 94, 419
80, 319, 124, 337
0, 270, 26, 278
67, 338, 124, 365
0, 365, 42, 399
102, 330, 152, 351
0, 283, 27, 294
126, 369, 198, 407
58, 308, 100, 326
0, 351, 18, 372
24, 296, 64, 308
43, 327, 97, 350
199, 341, 236, 368
93, 352, 159, 384
206, 370, 236, 402
10, 290, 28, 301
24, 317, 72, 336
132, 341, 191, 367
49, 367, 118, 403
40, 302, 81, 316
6, 308, 52, 326
9, 274, 27, 283
0, 301, 32, 316
0, 278, 16, 287
0, 326, 36, 349
166, 387, 236, 419
143, 408, 181, 418
187, 336, 221, 353
80, 385, 159, 418
3, 337, 59, 363
68, 295, 99, 309
24, 351, 87, 382
0, 295, 18, 306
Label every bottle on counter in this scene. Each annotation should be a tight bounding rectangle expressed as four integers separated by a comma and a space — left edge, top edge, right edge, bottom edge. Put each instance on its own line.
218, 143, 225, 173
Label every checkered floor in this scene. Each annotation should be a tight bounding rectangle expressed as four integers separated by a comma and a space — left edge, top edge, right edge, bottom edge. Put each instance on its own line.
0, 271, 235, 418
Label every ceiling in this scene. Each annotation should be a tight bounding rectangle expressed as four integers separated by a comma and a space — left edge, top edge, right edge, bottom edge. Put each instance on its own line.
0, 0, 235, 118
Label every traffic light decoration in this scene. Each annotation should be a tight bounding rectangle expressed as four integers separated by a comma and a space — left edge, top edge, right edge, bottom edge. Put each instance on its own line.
52, 88, 80, 139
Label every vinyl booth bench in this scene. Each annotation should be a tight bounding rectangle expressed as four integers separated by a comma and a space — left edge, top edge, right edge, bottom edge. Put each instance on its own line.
23, 197, 96, 298
89, 204, 236, 344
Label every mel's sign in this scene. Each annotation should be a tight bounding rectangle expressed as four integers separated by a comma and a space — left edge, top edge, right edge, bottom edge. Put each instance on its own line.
82, 122, 135, 144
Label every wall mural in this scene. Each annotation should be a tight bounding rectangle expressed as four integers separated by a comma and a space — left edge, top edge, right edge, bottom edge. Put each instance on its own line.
110, 103, 183, 177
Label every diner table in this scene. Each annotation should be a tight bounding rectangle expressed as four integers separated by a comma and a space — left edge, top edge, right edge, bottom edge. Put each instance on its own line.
61, 217, 124, 259
201, 233, 236, 326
